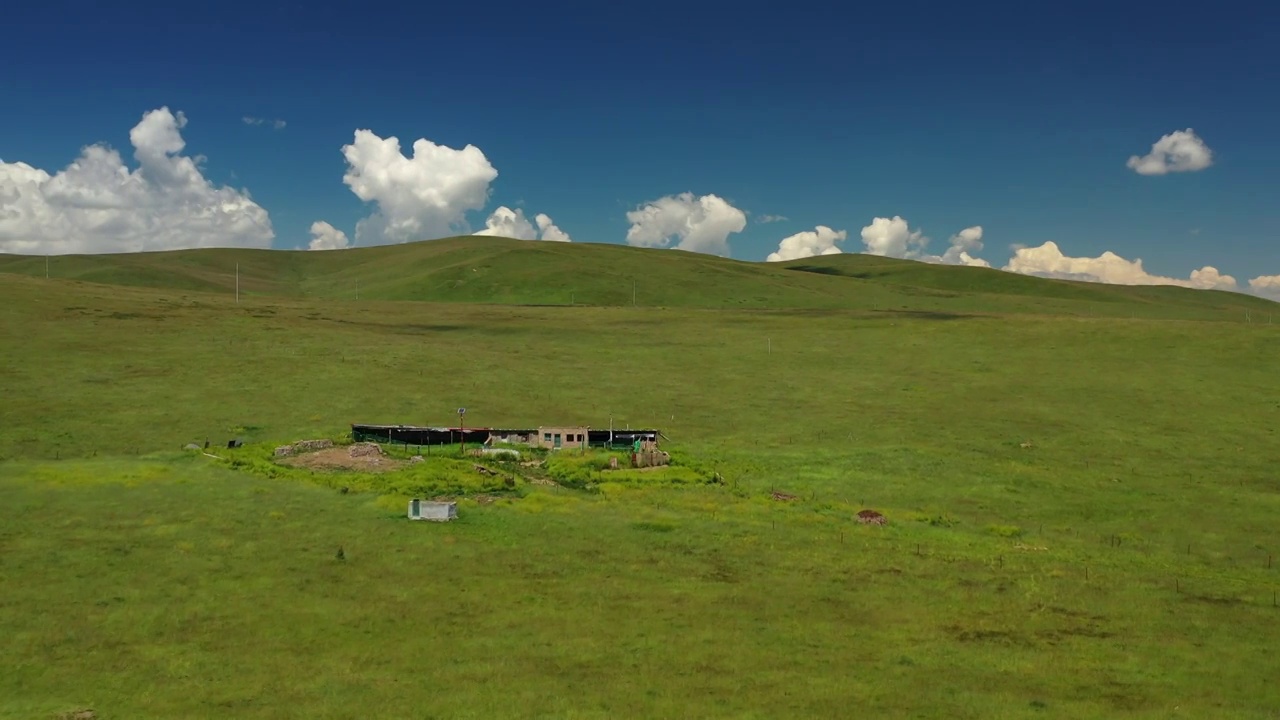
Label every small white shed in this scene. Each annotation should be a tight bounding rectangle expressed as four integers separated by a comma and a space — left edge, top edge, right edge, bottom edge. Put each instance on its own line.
408, 499, 457, 521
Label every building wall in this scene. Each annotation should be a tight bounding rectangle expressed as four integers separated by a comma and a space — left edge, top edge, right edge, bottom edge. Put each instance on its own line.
534, 427, 589, 450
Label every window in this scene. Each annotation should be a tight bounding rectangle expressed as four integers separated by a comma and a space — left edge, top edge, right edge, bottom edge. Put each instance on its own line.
543, 433, 551, 441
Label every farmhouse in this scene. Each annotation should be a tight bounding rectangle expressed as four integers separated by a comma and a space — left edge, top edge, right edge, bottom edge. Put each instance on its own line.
351, 423, 660, 451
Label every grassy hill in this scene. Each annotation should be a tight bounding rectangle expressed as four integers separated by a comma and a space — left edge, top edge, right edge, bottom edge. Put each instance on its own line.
1, 236, 1274, 321
3, 242, 1280, 717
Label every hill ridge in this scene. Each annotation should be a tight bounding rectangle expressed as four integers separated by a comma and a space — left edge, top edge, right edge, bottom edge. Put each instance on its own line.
0, 236, 1274, 319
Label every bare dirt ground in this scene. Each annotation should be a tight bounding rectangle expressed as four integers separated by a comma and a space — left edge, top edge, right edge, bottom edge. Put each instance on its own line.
277, 446, 405, 473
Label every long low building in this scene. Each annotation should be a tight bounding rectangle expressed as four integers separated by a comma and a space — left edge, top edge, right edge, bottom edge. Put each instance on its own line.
350, 423, 661, 449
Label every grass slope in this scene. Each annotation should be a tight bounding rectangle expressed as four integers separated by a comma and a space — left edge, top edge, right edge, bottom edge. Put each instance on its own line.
2, 236, 1275, 320
3, 274, 1280, 717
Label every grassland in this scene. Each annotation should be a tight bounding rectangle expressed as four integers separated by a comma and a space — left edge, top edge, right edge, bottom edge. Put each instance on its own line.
2, 240, 1279, 718
2, 236, 1276, 320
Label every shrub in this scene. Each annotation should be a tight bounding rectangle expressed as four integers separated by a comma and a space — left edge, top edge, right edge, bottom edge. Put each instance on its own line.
987, 524, 1024, 538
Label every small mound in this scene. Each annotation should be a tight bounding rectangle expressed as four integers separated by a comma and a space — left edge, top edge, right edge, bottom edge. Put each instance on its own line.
348, 442, 384, 458
274, 439, 334, 457
857, 509, 887, 525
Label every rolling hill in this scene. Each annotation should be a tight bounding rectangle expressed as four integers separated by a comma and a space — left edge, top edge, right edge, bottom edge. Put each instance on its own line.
0, 236, 1274, 320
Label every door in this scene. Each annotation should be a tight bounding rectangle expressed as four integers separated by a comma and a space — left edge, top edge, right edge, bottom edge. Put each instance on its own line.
554, 433, 562, 448
410, 499, 420, 518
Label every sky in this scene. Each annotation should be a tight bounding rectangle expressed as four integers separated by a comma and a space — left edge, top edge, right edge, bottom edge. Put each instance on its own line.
2, 0, 1278, 298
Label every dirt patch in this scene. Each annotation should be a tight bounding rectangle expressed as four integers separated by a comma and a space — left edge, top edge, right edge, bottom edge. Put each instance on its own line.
278, 446, 404, 473
771, 491, 797, 501
857, 509, 887, 525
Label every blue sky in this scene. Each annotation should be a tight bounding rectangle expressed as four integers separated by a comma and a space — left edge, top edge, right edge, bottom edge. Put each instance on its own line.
2, 0, 1278, 293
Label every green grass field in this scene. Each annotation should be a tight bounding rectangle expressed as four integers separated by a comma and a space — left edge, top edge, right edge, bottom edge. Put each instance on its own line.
2, 239, 1279, 718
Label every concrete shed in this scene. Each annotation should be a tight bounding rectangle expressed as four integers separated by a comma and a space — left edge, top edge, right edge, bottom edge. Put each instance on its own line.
408, 499, 457, 521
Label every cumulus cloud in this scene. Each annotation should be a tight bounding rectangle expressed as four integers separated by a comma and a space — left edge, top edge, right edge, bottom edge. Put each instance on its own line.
625, 192, 747, 256
1003, 241, 1238, 290
1249, 275, 1280, 301
766, 225, 847, 262
472, 206, 572, 242
756, 214, 788, 223
534, 212, 571, 242
860, 216, 929, 258
243, 116, 286, 130
0, 107, 274, 255
939, 226, 991, 268
308, 220, 350, 251
474, 206, 537, 240
341, 129, 498, 246
854, 217, 990, 267
1126, 129, 1214, 175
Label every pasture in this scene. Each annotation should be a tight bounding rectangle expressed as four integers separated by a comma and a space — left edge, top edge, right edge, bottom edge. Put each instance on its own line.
2, 242, 1279, 719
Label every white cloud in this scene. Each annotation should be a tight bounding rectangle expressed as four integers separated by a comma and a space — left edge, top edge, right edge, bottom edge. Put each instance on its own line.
1003, 241, 1238, 290
756, 214, 788, 223
855, 217, 990, 267
535, 212, 571, 242
243, 116, 286, 130
1247, 275, 1280, 301
341, 129, 498, 246
940, 226, 991, 268
0, 107, 274, 255
860, 216, 928, 258
625, 192, 746, 256
474, 206, 537, 239
1126, 129, 1214, 176
472, 206, 572, 242
766, 225, 847, 262
308, 220, 350, 250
